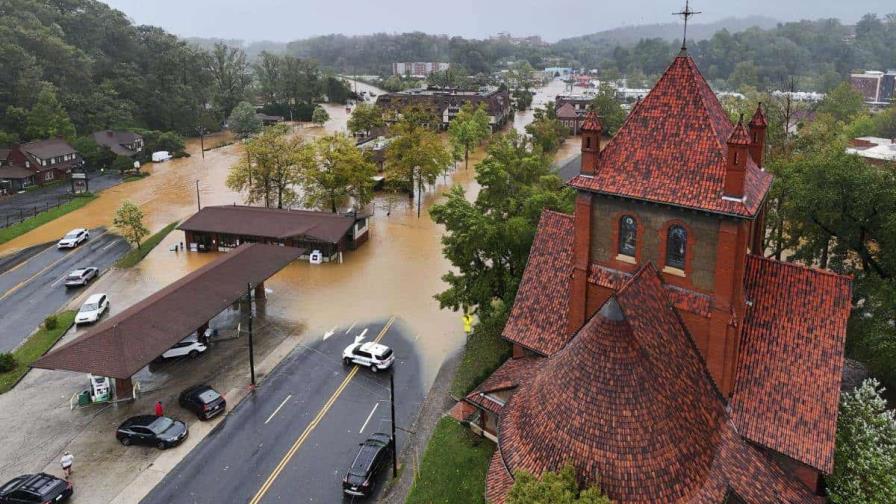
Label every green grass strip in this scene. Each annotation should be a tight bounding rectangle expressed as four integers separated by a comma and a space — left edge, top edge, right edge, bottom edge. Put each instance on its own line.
115, 221, 178, 268
406, 417, 495, 504
449, 329, 511, 398
0, 310, 76, 394
0, 194, 97, 245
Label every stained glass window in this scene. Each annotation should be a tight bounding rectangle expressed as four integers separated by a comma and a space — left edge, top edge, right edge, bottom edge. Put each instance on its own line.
666, 225, 687, 269
618, 216, 637, 257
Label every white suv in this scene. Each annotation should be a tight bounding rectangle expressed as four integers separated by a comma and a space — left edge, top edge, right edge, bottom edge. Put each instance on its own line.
342, 341, 394, 373
58, 228, 89, 249
75, 293, 109, 325
159, 334, 207, 360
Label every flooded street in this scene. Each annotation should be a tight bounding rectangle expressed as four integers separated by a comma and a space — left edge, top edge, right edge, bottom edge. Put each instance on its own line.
0, 79, 569, 387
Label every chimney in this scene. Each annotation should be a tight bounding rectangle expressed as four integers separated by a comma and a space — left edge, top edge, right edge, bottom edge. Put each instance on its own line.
580, 111, 602, 176
724, 115, 751, 199
748, 103, 768, 168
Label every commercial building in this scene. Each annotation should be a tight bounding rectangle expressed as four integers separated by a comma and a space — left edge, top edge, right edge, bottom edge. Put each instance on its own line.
178, 205, 369, 261
850, 70, 896, 105
458, 51, 852, 503
391, 62, 450, 77
375, 87, 511, 131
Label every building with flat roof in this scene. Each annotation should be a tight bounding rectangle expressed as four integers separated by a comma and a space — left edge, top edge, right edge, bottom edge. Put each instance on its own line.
179, 205, 369, 261
375, 87, 511, 131
847, 136, 896, 164
391, 62, 449, 77
850, 70, 896, 105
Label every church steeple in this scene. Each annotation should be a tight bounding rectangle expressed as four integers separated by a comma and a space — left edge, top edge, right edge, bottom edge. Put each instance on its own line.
724, 115, 751, 199
580, 111, 602, 176
748, 103, 768, 168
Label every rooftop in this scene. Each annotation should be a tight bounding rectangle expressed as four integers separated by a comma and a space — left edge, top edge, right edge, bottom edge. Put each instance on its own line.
178, 205, 357, 244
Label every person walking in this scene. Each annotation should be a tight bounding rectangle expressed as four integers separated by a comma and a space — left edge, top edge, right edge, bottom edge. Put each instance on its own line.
154, 400, 164, 417
60, 451, 73, 479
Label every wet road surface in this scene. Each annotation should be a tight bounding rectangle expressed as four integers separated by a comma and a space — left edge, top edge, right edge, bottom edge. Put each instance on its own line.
141, 317, 423, 504
0, 228, 129, 352
0, 172, 123, 228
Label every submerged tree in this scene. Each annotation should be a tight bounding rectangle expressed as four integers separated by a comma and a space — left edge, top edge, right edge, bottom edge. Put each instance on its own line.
299, 134, 375, 213
311, 105, 330, 127
448, 103, 491, 170
347, 102, 385, 138
385, 115, 451, 215
113, 201, 149, 249
228, 101, 262, 139
226, 125, 303, 209
589, 84, 626, 135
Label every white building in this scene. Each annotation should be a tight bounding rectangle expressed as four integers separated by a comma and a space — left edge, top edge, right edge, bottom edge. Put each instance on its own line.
392, 62, 450, 77
846, 137, 896, 164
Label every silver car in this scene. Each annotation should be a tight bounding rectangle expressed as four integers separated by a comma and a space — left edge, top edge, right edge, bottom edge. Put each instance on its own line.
64, 267, 99, 288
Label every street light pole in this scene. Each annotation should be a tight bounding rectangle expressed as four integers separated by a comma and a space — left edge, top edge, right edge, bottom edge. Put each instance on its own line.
196, 180, 201, 212
390, 370, 397, 478
199, 127, 205, 159
247, 283, 256, 388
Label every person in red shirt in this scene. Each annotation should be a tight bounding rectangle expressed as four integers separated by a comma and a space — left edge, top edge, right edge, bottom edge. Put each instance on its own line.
154, 400, 164, 417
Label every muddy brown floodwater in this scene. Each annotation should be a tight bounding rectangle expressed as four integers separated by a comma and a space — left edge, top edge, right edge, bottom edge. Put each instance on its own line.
0, 78, 572, 386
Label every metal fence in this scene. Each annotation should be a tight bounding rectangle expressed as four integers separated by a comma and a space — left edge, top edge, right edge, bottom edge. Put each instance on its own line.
0, 195, 76, 229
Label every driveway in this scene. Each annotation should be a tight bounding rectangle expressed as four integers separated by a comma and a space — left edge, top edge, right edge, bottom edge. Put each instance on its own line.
141, 317, 424, 504
0, 227, 129, 352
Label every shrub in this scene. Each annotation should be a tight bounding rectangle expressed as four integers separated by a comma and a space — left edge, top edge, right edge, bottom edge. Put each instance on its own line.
44, 314, 58, 330
0, 353, 16, 373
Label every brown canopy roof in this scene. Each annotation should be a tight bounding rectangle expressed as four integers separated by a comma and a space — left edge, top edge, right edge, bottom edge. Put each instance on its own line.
179, 205, 356, 244
33, 243, 301, 379
555, 102, 578, 119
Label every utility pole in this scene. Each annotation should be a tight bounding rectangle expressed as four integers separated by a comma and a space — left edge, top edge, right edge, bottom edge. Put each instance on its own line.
196, 180, 201, 212
199, 127, 206, 159
390, 370, 398, 478
247, 283, 256, 388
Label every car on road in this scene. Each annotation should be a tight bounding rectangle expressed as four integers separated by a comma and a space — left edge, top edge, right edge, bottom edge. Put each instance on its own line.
57, 228, 89, 249
178, 385, 226, 420
75, 293, 109, 325
116, 415, 188, 449
342, 341, 394, 373
157, 334, 207, 360
342, 433, 394, 497
64, 267, 99, 288
0, 472, 73, 503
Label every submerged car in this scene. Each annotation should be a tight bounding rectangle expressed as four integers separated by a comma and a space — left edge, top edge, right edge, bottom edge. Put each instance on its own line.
342, 341, 394, 373
342, 433, 394, 497
116, 415, 188, 449
64, 267, 98, 288
75, 293, 109, 325
57, 228, 89, 249
0, 472, 73, 503
178, 385, 226, 420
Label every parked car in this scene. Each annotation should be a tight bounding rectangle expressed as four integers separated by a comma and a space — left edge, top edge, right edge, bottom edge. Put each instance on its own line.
0, 472, 73, 503
116, 415, 188, 449
178, 385, 226, 420
342, 433, 394, 497
157, 334, 207, 360
75, 293, 109, 325
342, 341, 394, 373
57, 228, 89, 249
64, 267, 98, 288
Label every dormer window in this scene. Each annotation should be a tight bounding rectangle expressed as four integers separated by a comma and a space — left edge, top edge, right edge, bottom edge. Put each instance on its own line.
618, 215, 637, 257
666, 225, 687, 270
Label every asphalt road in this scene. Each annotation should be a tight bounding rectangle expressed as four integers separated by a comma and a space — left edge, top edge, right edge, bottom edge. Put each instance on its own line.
142, 317, 425, 504
0, 227, 130, 352
0, 172, 122, 228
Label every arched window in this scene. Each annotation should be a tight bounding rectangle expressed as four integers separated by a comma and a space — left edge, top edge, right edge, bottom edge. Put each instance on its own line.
618, 215, 637, 257
666, 225, 687, 269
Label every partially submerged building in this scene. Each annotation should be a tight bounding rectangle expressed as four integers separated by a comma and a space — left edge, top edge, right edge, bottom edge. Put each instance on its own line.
375, 87, 511, 131
179, 205, 369, 261
459, 51, 852, 503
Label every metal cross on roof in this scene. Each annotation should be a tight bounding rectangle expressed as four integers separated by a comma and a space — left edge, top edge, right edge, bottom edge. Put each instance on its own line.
674, 0, 702, 51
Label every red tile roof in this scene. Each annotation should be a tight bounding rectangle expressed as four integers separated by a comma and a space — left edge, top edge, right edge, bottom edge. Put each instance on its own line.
464, 357, 543, 415
727, 119, 752, 145
749, 104, 768, 128
581, 111, 602, 131
569, 55, 771, 218
491, 265, 817, 503
501, 211, 575, 355
731, 255, 852, 473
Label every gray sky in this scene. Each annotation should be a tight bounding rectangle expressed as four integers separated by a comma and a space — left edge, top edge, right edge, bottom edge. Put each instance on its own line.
100, 0, 894, 42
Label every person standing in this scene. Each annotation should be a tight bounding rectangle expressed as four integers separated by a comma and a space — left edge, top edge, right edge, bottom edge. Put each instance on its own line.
154, 400, 164, 417
60, 451, 73, 479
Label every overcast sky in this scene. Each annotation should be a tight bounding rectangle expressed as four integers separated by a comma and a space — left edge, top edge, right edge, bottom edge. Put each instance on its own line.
100, 0, 894, 42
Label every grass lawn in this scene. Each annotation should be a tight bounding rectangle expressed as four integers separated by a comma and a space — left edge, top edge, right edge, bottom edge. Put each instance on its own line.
123, 172, 150, 182
406, 417, 495, 504
0, 194, 97, 245
450, 329, 511, 398
115, 221, 178, 268
0, 310, 76, 394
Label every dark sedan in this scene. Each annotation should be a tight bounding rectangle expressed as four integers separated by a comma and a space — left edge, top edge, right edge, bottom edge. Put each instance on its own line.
0, 472, 72, 503
116, 415, 188, 449
342, 433, 394, 498
178, 385, 226, 420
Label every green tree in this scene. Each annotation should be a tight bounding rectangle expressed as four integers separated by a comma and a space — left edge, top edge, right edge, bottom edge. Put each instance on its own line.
817, 82, 865, 124
226, 125, 302, 208
71, 137, 112, 170
449, 103, 491, 170
828, 379, 896, 503
113, 201, 149, 249
207, 43, 251, 119
507, 464, 611, 504
385, 116, 451, 216
347, 102, 384, 137
311, 105, 330, 126
25, 84, 75, 140
228, 101, 262, 139
589, 84, 626, 135
526, 103, 568, 153
431, 131, 574, 334
299, 134, 375, 213
112, 155, 135, 174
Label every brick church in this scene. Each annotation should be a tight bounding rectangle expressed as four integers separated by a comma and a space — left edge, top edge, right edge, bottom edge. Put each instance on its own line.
458, 51, 853, 503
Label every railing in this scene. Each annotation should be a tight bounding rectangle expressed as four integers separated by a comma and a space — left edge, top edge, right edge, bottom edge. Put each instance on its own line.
0, 195, 76, 228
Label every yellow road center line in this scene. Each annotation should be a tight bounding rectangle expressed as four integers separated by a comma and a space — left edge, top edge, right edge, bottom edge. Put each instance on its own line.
249, 316, 395, 504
